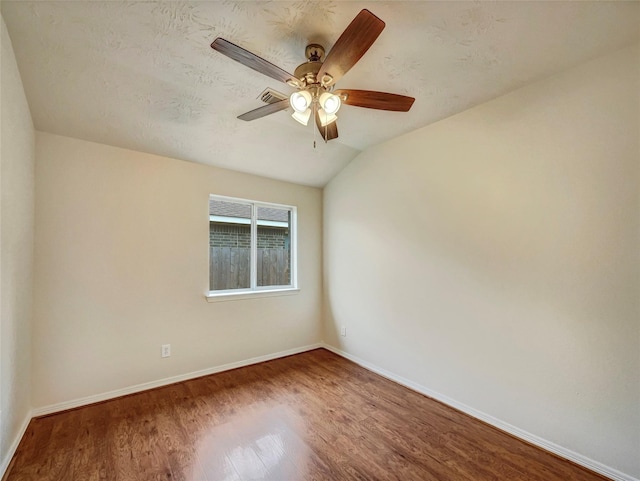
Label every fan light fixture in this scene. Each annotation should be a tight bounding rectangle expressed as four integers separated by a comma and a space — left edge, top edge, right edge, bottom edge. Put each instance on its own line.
292, 109, 311, 126
318, 109, 338, 127
290, 91, 312, 113
289, 90, 341, 127
319, 92, 341, 115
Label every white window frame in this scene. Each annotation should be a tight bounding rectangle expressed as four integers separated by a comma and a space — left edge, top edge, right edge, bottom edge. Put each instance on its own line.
206, 194, 298, 302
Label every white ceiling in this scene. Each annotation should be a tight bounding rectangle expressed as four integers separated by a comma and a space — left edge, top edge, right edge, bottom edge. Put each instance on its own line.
2, 1, 639, 187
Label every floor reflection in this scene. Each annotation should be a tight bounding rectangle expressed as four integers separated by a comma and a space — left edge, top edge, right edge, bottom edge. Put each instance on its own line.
197, 404, 308, 480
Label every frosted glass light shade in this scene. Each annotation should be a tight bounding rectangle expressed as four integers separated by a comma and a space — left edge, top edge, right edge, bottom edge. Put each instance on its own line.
290, 91, 312, 113
292, 109, 311, 126
319, 92, 341, 115
318, 108, 337, 127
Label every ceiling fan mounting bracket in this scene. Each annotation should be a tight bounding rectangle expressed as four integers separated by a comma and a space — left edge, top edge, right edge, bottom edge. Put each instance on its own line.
305, 44, 325, 62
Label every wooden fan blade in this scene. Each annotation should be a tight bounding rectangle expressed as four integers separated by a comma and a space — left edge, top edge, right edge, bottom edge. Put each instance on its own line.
238, 99, 290, 121
315, 111, 339, 141
335, 89, 415, 112
317, 10, 385, 87
211, 38, 298, 85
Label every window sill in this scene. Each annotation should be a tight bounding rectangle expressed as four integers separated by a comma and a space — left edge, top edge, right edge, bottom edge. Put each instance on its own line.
205, 287, 300, 303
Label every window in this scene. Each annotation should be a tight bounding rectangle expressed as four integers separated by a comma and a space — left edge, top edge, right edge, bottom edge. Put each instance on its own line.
207, 195, 297, 299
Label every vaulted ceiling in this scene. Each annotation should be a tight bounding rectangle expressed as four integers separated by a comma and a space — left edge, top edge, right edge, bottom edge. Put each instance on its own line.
2, 1, 638, 186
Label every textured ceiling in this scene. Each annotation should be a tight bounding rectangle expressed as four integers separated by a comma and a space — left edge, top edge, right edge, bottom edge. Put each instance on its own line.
2, 1, 639, 187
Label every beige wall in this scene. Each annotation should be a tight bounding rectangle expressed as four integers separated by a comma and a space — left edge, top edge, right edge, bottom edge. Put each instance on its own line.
324, 44, 640, 478
0, 15, 35, 469
33, 132, 322, 408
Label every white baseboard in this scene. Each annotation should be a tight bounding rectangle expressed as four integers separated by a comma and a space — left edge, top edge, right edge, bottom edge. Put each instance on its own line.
1, 411, 32, 479
14, 342, 638, 481
321, 343, 638, 481
32, 343, 323, 417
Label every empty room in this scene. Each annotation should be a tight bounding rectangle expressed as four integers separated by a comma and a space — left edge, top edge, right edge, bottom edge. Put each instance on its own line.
1, 1, 638, 480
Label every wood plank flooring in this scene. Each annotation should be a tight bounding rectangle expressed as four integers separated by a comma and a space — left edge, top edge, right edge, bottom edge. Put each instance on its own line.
5, 349, 609, 481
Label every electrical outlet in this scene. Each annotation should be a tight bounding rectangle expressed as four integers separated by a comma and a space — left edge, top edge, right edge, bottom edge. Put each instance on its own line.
161, 344, 171, 358
341, 326, 347, 337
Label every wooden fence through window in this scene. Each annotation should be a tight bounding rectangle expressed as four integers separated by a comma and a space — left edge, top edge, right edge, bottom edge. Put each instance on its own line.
210, 247, 290, 290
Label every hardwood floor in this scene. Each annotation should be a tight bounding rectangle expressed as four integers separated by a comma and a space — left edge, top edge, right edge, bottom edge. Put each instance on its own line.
6, 348, 608, 481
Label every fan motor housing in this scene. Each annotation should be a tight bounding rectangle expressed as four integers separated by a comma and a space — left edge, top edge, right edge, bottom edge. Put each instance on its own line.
292, 44, 326, 86
293, 61, 322, 86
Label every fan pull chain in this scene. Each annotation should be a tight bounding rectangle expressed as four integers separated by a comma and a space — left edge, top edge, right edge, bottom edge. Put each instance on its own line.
313, 103, 317, 149
322, 108, 327, 143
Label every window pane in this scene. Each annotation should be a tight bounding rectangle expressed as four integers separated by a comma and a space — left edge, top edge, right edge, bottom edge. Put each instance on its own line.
209, 200, 251, 290
257, 206, 291, 287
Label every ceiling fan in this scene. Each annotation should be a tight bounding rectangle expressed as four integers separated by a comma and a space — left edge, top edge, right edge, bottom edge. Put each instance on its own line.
210, 9, 415, 142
